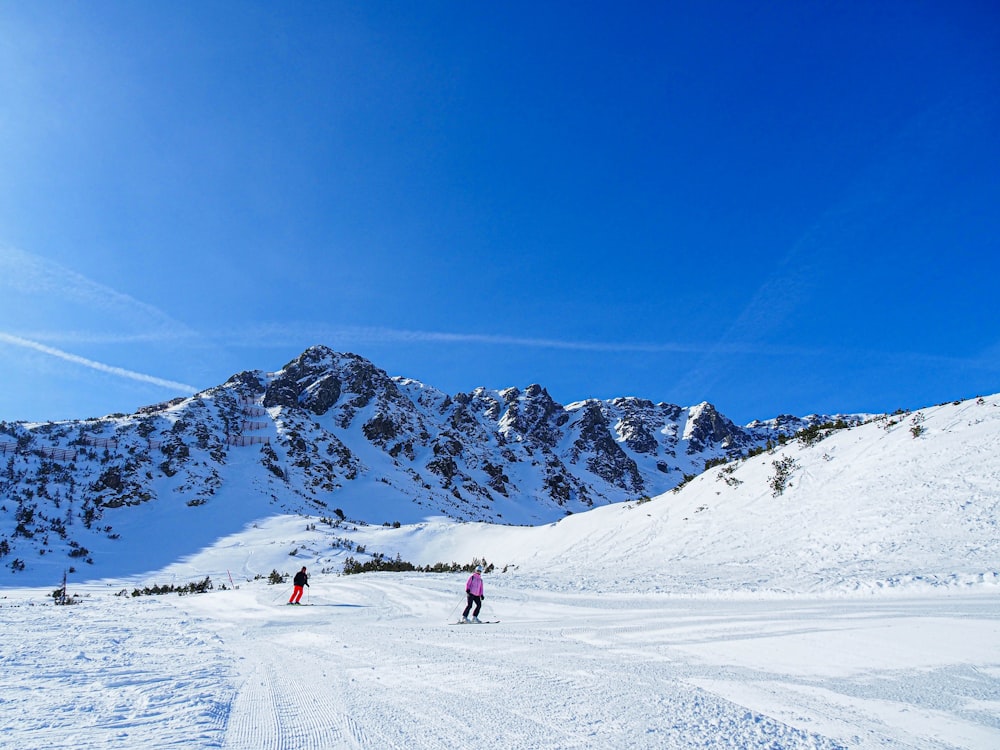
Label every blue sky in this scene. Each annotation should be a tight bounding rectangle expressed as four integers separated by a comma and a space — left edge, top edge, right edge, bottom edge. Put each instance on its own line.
1, 1, 998, 425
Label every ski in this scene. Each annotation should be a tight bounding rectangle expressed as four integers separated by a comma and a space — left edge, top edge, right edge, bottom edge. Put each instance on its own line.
450, 620, 500, 625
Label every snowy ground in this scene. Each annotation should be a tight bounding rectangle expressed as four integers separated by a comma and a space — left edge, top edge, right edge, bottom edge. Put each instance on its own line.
2, 573, 999, 750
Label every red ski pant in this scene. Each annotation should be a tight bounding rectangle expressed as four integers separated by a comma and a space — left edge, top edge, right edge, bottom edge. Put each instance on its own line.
289, 585, 304, 603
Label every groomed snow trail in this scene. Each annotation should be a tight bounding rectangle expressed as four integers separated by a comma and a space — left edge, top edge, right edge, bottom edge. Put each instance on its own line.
3, 574, 999, 749
194, 574, 998, 750
203, 576, 849, 750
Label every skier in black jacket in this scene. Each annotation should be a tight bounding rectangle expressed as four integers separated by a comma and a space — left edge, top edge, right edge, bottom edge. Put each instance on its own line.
288, 566, 309, 604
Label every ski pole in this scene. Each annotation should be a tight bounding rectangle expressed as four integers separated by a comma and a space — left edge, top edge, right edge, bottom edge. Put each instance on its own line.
448, 594, 465, 622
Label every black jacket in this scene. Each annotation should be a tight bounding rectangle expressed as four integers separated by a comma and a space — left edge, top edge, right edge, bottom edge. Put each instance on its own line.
293, 571, 309, 587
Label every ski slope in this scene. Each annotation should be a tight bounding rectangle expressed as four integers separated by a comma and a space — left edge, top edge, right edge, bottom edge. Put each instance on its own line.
2, 575, 998, 749
2, 395, 999, 748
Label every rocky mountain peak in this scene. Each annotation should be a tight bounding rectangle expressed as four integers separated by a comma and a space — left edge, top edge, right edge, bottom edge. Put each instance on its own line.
262, 348, 400, 417
684, 401, 747, 453
0, 346, 869, 575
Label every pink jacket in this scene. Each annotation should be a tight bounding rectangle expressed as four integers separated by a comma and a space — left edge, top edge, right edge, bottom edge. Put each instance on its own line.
466, 572, 484, 597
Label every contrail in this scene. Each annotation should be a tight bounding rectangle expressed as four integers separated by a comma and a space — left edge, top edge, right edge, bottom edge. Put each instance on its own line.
226, 323, 785, 355
0, 332, 198, 394
0, 244, 198, 342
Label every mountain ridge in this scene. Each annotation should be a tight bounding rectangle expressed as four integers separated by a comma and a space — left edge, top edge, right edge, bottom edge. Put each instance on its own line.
1, 345, 867, 577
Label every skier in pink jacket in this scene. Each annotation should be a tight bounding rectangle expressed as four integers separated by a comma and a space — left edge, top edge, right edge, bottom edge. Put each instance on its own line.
461, 565, 485, 623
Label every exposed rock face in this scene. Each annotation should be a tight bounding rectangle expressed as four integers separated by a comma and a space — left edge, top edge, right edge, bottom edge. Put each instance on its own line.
568, 401, 642, 493
684, 402, 749, 454
498, 385, 568, 448
263, 349, 395, 417
0, 345, 866, 572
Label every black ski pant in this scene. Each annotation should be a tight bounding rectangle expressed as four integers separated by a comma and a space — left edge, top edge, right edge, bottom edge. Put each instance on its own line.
462, 593, 482, 618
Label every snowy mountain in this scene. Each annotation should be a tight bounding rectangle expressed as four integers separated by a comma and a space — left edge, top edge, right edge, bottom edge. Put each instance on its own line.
2, 384, 998, 749
156, 389, 1000, 597
0, 345, 864, 579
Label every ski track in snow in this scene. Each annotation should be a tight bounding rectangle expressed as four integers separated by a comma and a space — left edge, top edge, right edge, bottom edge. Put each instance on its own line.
4, 574, 999, 749
0, 595, 234, 750
213, 576, 847, 750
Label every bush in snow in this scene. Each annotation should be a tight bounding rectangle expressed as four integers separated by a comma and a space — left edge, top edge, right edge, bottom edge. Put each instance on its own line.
796, 419, 851, 447
130, 577, 213, 597
769, 456, 798, 497
268, 569, 288, 585
51, 587, 81, 605
342, 555, 495, 576
703, 456, 729, 471
717, 463, 743, 488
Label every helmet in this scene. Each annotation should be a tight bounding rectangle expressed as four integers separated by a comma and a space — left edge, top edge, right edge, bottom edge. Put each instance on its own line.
475, 565, 483, 572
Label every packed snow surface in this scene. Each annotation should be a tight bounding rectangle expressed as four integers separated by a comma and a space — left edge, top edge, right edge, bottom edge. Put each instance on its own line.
2, 395, 999, 747
2, 579, 998, 749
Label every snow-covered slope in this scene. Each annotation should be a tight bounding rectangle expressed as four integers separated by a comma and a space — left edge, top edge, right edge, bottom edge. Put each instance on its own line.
116, 392, 999, 597
382, 393, 999, 594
